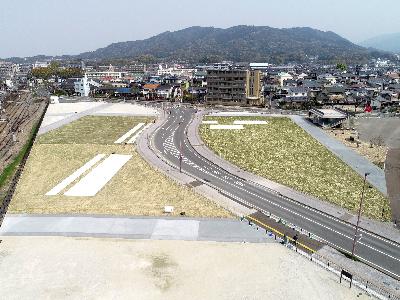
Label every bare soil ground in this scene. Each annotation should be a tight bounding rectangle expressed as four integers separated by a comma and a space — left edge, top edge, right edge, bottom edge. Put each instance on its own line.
0, 237, 369, 300
355, 117, 400, 148
326, 129, 387, 168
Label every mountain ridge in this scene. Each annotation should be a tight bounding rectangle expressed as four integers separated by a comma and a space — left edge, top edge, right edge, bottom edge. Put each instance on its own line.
3, 26, 396, 64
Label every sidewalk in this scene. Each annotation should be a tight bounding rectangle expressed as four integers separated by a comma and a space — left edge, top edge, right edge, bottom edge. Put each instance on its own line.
291, 115, 387, 195
38, 102, 112, 135
190, 110, 400, 243
0, 214, 270, 243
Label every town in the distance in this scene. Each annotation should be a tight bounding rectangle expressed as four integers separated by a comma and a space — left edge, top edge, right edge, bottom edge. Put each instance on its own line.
0, 12, 400, 300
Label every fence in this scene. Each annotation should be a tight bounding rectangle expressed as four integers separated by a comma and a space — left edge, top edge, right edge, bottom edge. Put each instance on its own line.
245, 216, 400, 300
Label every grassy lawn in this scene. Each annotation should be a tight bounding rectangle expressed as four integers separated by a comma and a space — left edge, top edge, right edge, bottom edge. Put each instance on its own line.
200, 116, 391, 221
10, 116, 231, 218
37, 115, 154, 144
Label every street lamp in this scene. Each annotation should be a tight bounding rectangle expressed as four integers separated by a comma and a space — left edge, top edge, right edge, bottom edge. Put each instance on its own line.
351, 172, 370, 258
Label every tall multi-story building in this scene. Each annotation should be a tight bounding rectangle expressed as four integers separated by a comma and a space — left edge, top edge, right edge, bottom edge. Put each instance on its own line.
74, 76, 91, 97
246, 70, 264, 105
0, 61, 15, 79
206, 69, 263, 105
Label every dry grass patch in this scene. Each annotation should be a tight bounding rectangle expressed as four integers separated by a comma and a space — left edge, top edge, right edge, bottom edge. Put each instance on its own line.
37, 115, 154, 145
10, 143, 231, 218
10, 115, 232, 218
200, 116, 390, 221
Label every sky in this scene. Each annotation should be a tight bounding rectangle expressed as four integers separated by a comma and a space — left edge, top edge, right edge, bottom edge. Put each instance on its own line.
1, 0, 400, 58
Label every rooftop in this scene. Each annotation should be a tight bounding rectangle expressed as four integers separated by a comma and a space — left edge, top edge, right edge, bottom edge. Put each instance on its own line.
309, 108, 347, 119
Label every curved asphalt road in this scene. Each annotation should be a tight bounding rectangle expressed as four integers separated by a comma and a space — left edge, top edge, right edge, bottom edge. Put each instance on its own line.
153, 107, 400, 280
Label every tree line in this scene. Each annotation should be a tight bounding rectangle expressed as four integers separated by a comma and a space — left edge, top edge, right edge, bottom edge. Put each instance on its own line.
31, 62, 82, 79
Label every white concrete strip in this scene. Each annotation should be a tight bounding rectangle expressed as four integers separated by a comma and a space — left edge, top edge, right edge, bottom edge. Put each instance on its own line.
210, 124, 244, 130
151, 219, 200, 240
46, 154, 106, 196
64, 154, 132, 197
202, 120, 219, 124
114, 123, 145, 144
126, 123, 152, 144
233, 120, 268, 125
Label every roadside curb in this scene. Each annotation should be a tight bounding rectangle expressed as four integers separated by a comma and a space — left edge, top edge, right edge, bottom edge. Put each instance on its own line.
136, 108, 254, 218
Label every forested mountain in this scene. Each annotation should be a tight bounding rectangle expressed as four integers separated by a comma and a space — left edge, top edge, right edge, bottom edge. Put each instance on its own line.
3, 26, 395, 64
77, 26, 394, 63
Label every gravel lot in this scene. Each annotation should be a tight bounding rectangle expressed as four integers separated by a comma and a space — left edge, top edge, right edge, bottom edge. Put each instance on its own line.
0, 237, 369, 300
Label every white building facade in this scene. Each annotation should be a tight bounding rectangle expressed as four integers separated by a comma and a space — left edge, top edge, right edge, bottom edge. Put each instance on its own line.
74, 77, 91, 97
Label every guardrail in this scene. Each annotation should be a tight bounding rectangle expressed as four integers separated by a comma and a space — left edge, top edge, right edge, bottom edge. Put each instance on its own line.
246, 215, 400, 300
146, 108, 400, 299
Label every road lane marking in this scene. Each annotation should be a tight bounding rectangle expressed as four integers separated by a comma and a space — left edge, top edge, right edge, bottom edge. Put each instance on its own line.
155, 110, 400, 274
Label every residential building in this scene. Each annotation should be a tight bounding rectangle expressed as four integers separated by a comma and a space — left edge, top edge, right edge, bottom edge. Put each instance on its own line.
85, 71, 124, 80
308, 108, 347, 128
317, 73, 337, 85
33, 61, 50, 69
142, 83, 160, 100
206, 69, 263, 105
74, 77, 90, 97
245, 70, 264, 105
277, 72, 293, 86
206, 69, 247, 104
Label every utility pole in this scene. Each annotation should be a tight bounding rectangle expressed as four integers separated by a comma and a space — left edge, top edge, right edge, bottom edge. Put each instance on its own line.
351, 172, 370, 258
179, 139, 182, 173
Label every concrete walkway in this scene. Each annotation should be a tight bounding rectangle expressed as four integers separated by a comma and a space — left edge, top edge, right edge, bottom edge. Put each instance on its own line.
38, 102, 112, 135
0, 215, 270, 243
291, 116, 387, 196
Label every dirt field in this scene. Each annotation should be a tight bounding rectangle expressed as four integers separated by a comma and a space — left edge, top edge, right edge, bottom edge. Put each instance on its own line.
326, 129, 387, 168
200, 116, 390, 221
355, 117, 400, 148
0, 236, 369, 300
10, 116, 231, 218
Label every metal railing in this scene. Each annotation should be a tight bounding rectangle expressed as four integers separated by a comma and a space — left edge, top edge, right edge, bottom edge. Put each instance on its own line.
245, 216, 400, 300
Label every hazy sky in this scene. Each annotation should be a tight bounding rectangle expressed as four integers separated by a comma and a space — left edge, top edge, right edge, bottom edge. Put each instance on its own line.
1, 0, 400, 58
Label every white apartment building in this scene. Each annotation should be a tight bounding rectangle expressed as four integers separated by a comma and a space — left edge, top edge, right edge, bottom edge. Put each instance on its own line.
74, 76, 91, 97
85, 71, 125, 80
33, 61, 50, 69
157, 64, 196, 78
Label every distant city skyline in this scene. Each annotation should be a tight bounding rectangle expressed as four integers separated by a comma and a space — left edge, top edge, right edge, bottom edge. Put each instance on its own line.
1, 0, 399, 58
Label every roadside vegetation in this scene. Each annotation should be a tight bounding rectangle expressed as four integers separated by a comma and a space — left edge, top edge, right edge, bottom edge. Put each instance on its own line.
0, 121, 40, 202
200, 116, 391, 221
